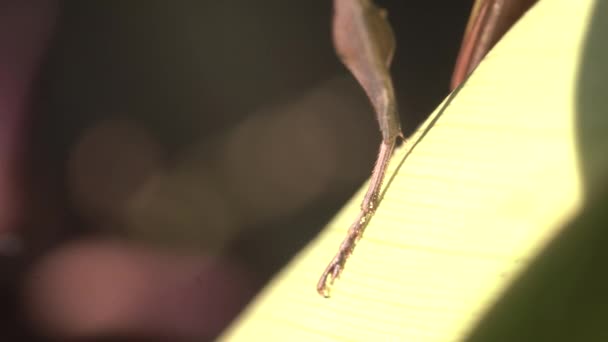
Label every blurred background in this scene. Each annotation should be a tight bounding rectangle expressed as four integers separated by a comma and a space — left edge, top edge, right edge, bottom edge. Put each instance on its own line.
1, 1, 474, 340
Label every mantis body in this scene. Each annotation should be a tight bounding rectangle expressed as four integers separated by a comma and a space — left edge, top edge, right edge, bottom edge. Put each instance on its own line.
318, 0, 538, 297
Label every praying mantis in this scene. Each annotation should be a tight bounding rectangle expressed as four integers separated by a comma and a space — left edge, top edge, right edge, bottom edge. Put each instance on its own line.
318, 0, 538, 297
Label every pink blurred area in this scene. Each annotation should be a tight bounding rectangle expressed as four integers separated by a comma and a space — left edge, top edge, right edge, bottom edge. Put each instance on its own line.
0, 2, 257, 340
0, 1, 57, 238
25, 239, 253, 340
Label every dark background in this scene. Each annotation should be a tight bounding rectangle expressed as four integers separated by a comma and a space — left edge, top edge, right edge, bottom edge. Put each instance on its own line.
2, 1, 474, 340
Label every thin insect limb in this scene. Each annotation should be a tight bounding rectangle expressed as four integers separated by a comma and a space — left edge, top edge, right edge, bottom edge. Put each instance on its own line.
319, 0, 402, 298
451, 0, 538, 89
317, 137, 398, 297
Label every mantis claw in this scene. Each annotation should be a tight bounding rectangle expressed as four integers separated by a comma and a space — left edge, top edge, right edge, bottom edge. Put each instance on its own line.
317, 256, 345, 298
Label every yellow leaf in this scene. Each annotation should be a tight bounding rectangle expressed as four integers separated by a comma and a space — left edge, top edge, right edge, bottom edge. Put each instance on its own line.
220, 0, 608, 340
